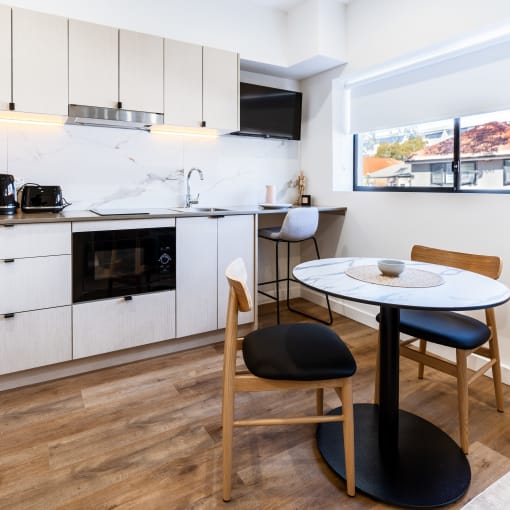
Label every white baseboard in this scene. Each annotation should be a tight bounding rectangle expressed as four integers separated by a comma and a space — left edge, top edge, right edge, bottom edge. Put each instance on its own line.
301, 288, 510, 386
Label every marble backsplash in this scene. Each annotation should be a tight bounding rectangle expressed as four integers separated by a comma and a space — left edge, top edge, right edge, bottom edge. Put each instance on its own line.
0, 122, 301, 210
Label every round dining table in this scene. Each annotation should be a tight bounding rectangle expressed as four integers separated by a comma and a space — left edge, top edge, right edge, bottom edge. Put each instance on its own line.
293, 257, 510, 508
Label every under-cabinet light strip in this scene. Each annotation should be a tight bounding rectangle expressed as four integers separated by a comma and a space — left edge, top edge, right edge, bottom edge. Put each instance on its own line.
150, 126, 218, 138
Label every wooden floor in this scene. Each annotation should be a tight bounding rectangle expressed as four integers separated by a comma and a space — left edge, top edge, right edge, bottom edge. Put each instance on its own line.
1, 300, 510, 509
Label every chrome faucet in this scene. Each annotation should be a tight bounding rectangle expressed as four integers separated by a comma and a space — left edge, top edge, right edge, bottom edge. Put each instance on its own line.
185, 168, 204, 207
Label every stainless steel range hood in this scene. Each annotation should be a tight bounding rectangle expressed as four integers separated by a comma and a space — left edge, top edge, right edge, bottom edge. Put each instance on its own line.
66, 104, 164, 131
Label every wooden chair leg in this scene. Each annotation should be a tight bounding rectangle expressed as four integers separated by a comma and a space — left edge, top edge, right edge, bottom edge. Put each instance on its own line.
486, 311, 504, 412
337, 381, 355, 496
316, 388, 324, 415
490, 338, 505, 413
222, 384, 235, 501
418, 339, 427, 379
374, 329, 380, 405
456, 349, 470, 455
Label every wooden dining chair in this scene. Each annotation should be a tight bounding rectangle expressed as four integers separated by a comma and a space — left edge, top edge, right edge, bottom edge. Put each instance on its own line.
222, 258, 357, 501
374, 245, 504, 454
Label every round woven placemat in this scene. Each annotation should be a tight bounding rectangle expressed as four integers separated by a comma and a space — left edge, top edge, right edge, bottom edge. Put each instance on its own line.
346, 265, 444, 288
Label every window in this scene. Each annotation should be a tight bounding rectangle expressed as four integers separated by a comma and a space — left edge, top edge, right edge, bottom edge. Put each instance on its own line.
354, 108, 510, 193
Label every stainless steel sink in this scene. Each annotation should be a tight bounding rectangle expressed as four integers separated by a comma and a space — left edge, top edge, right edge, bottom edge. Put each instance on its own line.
192, 207, 229, 212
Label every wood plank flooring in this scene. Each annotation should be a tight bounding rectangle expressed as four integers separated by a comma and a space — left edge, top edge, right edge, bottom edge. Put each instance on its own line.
1, 300, 510, 509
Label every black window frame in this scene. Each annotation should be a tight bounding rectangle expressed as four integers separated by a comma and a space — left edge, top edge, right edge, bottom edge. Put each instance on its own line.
353, 116, 510, 194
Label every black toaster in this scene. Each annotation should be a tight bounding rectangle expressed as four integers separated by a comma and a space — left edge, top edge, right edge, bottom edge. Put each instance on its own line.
21, 184, 64, 213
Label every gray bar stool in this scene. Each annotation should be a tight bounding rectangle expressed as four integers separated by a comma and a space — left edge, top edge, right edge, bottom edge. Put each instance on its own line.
258, 207, 333, 324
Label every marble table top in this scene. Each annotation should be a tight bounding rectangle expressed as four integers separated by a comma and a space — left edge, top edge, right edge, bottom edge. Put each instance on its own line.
293, 257, 510, 311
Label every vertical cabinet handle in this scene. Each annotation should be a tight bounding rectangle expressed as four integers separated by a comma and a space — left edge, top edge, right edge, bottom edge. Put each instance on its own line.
8, 102, 14, 111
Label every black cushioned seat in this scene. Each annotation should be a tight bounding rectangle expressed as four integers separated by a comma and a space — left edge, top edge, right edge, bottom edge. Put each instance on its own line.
242, 323, 356, 381
376, 310, 491, 350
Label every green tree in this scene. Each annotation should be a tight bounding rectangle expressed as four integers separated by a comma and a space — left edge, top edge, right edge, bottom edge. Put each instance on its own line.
375, 136, 426, 161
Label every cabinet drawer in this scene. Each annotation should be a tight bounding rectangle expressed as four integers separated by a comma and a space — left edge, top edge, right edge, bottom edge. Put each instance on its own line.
73, 290, 176, 359
0, 306, 72, 375
0, 223, 71, 259
0, 255, 71, 314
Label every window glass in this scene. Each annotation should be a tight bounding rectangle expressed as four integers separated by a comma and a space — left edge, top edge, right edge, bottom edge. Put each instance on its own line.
355, 119, 455, 189
459, 110, 510, 191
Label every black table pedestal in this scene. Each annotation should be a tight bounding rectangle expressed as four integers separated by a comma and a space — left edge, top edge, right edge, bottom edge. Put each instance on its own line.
318, 403, 471, 508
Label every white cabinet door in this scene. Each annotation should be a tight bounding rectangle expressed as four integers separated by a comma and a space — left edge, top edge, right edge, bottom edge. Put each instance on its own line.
0, 255, 71, 314
69, 19, 118, 108
12, 8, 68, 115
0, 5, 10, 112
217, 215, 255, 329
119, 30, 164, 113
0, 306, 72, 375
0, 223, 71, 259
164, 39, 202, 128
203, 47, 239, 132
176, 216, 218, 337
73, 290, 176, 359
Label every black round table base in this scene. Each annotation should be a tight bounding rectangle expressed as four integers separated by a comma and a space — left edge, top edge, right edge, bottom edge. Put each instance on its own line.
318, 404, 471, 508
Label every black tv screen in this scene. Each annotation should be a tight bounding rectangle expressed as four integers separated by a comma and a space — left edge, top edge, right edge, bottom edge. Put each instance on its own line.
234, 82, 302, 140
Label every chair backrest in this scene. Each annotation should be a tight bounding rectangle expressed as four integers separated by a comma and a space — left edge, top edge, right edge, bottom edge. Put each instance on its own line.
411, 245, 502, 280
279, 207, 319, 241
225, 258, 252, 313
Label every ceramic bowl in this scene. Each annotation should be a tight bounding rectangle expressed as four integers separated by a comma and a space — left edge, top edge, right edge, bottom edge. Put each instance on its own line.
377, 259, 405, 277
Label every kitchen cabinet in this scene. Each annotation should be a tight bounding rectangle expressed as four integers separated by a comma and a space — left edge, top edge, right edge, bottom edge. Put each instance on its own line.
69, 20, 164, 113
0, 5, 10, 112
164, 40, 239, 131
0, 223, 72, 375
0, 307, 71, 375
119, 29, 163, 113
73, 290, 176, 359
202, 46, 239, 132
217, 215, 255, 328
69, 19, 118, 109
11, 8, 68, 115
176, 214, 254, 338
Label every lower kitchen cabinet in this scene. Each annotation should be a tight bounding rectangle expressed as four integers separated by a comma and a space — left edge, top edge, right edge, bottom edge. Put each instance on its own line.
176, 214, 255, 337
0, 306, 72, 375
72, 290, 176, 359
0, 255, 71, 314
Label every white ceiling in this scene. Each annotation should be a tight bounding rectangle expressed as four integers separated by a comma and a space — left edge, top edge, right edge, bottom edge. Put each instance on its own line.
247, 0, 350, 12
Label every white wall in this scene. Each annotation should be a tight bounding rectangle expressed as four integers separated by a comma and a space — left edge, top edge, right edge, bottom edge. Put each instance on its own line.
301, 0, 510, 375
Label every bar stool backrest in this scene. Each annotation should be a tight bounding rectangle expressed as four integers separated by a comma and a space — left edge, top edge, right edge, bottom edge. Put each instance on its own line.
279, 207, 319, 241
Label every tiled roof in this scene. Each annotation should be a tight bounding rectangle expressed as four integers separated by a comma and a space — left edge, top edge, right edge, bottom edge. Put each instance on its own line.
362, 157, 401, 174
407, 121, 510, 161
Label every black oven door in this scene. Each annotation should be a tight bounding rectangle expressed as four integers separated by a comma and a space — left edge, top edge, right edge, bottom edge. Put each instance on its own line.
73, 227, 176, 303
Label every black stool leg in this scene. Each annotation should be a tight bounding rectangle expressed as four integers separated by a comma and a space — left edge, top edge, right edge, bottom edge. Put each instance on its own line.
286, 236, 333, 325
276, 240, 280, 324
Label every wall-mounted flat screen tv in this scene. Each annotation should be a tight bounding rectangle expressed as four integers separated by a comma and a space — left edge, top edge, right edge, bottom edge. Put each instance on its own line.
232, 82, 302, 140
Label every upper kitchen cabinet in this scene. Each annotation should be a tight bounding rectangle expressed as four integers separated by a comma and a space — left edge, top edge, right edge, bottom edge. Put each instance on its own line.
164, 39, 202, 129
119, 30, 163, 113
164, 40, 239, 132
69, 20, 118, 109
0, 6, 10, 112
69, 20, 164, 113
203, 47, 239, 132
11, 8, 68, 116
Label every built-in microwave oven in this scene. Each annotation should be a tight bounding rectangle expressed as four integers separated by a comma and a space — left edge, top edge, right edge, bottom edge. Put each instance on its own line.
73, 225, 175, 303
